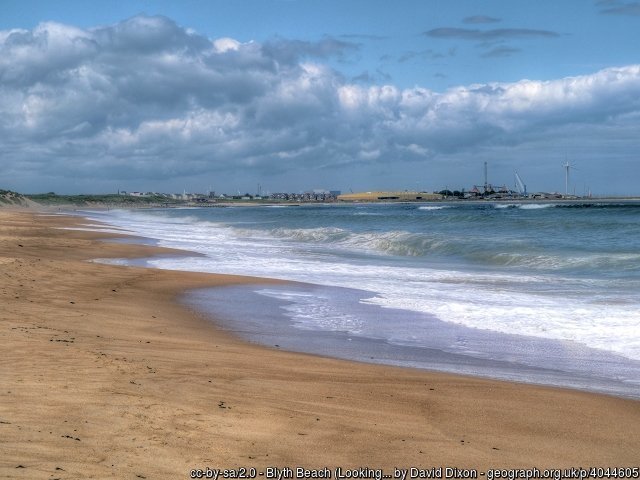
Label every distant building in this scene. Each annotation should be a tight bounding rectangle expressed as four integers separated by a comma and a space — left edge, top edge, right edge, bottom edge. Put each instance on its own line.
268, 191, 338, 202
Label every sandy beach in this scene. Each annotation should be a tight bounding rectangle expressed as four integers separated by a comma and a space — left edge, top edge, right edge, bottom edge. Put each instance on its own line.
1, 209, 639, 479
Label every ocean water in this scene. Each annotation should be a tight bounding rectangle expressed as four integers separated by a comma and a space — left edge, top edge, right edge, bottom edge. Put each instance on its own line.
80, 202, 640, 397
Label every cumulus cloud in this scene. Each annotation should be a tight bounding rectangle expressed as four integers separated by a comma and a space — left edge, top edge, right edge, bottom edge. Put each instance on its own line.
1, 14, 640, 192
261, 36, 359, 64
424, 22, 557, 61
424, 27, 559, 40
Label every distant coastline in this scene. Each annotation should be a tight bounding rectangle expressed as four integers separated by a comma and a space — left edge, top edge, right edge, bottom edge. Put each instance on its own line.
2, 188, 640, 210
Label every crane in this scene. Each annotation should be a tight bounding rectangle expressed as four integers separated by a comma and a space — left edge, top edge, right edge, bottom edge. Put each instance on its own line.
514, 172, 527, 197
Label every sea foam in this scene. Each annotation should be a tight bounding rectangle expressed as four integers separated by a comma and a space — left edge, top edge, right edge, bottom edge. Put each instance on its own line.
83, 204, 640, 362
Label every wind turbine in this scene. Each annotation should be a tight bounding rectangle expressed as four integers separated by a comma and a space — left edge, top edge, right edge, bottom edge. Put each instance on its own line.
563, 159, 578, 197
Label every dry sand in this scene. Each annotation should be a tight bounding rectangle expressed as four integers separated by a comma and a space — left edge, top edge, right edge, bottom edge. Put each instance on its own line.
1, 209, 639, 479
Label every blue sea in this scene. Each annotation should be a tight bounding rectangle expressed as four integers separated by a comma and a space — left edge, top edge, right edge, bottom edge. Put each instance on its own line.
78, 201, 640, 398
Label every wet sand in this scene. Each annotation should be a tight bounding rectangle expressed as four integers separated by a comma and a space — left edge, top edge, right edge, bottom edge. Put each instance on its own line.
1, 209, 639, 479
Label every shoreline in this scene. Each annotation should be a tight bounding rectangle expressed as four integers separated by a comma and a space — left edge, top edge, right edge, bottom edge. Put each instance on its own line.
78, 205, 640, 400
185, 283, 640, 401
2, 209, 640, 477
12, 194, 640, 211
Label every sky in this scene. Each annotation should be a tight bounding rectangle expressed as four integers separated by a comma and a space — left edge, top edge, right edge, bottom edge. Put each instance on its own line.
1, 0, 640, 195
